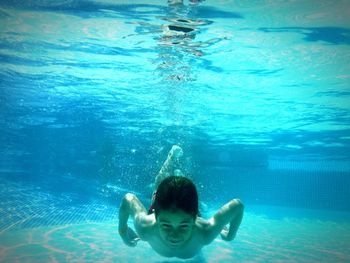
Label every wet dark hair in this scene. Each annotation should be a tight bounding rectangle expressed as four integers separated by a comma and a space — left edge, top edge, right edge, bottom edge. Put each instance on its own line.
153, 176, 198, 219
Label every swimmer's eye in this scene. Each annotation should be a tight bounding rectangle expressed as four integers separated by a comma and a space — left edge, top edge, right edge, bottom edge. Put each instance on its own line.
180, 224, 190, 229
161, 223, 171, 229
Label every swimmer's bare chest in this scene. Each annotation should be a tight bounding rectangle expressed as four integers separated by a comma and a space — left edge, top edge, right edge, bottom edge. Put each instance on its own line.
147, 234, 204, 259
137, 215, 211, 259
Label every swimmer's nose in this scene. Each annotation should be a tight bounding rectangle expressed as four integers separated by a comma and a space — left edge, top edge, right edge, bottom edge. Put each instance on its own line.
168, 229, 180, 240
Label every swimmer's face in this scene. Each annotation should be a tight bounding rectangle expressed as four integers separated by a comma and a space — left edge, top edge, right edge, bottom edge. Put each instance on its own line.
157, 209, 195, 247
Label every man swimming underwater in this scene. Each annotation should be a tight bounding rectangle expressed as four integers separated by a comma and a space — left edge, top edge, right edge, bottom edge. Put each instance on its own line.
118, 145, 244, 259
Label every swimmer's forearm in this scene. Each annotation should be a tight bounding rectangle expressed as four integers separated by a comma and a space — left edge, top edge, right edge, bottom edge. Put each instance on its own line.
118, 196, 130, 234
118, 194, 144, 247
118, 193, 146, 234
119, 193, 138, 234
226, 199, 244, 240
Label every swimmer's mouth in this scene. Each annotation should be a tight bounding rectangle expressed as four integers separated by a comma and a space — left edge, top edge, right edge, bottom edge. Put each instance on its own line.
168, 240, 182, 246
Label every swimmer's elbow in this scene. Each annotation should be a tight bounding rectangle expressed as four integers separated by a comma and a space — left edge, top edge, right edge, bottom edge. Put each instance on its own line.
230, 199, 244, 211
120, 193, 135, 211
124, 193, 136, 202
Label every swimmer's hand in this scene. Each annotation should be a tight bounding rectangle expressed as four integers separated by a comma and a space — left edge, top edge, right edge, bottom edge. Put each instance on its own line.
220, 225, 236, 241
119, 226, 141, 247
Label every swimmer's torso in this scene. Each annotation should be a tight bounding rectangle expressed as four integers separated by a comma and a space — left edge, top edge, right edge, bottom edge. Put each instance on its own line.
136, 214, 210, 259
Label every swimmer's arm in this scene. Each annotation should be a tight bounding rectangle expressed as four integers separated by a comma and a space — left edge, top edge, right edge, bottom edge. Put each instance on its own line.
118, 193, 148, 246
204, 199, 244, 244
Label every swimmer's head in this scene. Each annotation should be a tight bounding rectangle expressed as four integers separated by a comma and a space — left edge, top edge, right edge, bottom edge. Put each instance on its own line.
153, 176, 198, 219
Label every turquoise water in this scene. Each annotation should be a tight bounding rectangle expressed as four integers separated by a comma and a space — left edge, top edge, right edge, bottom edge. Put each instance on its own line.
1, 0, 350, 262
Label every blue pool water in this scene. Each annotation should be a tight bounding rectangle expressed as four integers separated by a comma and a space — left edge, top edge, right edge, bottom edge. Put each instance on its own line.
0, 0, 350, 262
